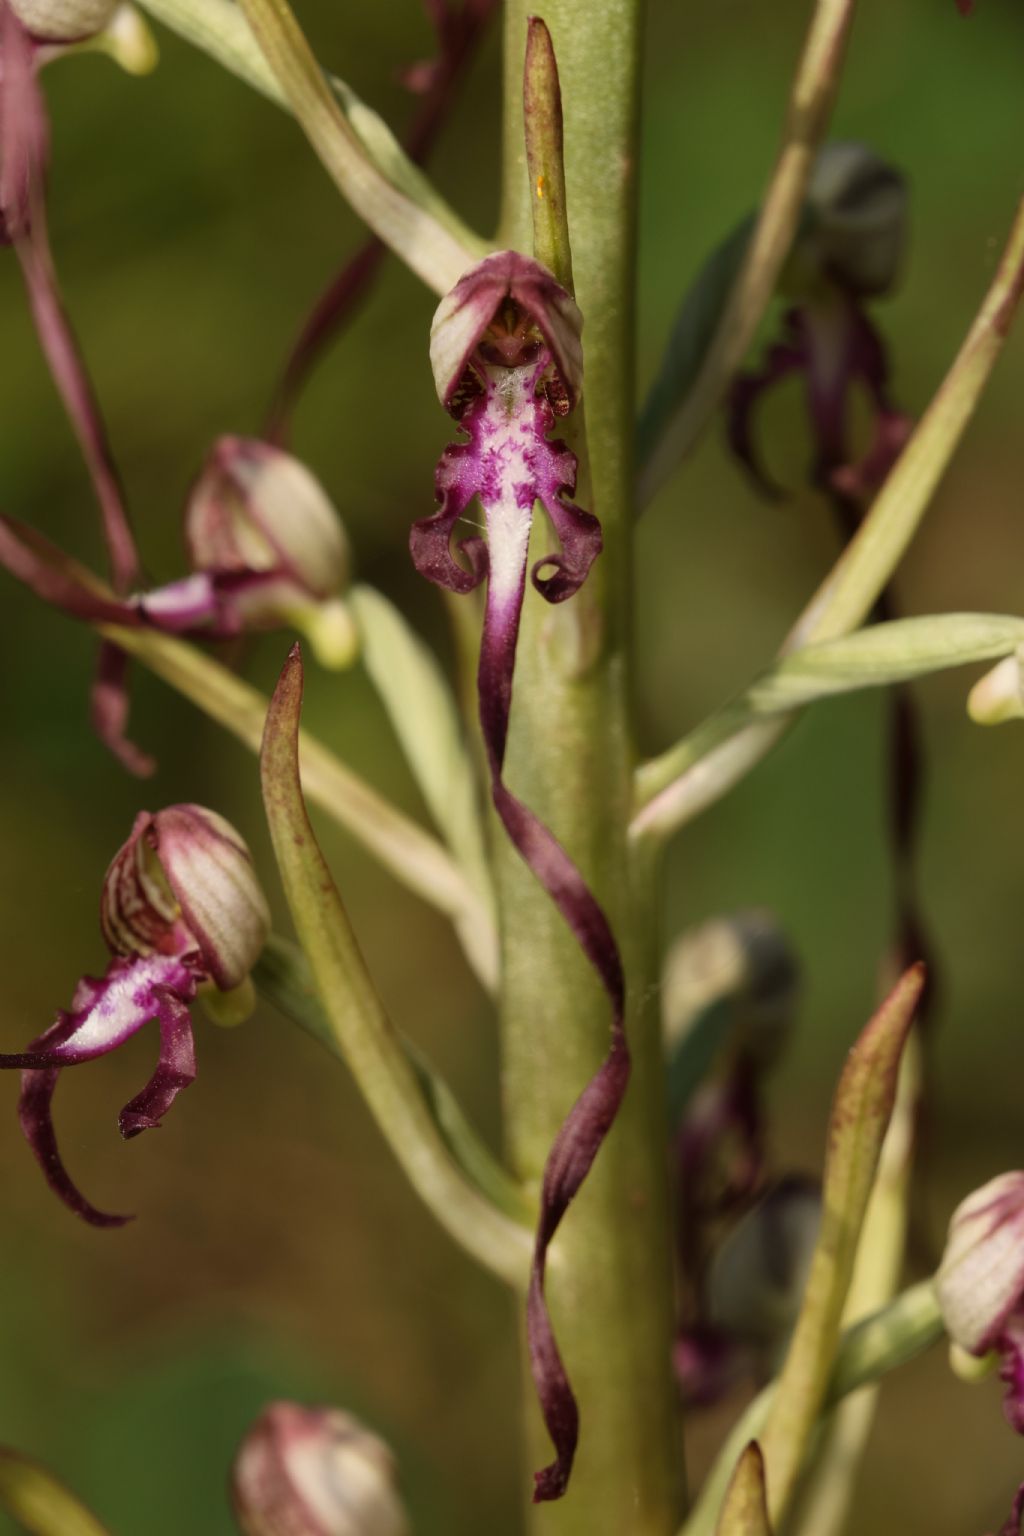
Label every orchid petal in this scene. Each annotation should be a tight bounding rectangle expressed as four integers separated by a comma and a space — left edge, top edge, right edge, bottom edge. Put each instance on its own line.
726, 316, 809, 497
90, 640, 155, 778
0, 3, 140, 593
413, 262, 625, 1500
429, 250, 583, 411
0, 953, 196, 1069
17, 1067, 130, 1227
0, 514, 139, 623
118, 986, 196, 1136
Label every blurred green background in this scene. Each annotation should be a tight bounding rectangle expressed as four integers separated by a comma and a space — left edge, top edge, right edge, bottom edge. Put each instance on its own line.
1, 0, 1023, 1531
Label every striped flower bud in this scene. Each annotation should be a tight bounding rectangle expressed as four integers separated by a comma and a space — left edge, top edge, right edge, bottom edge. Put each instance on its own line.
232, 1402, 410, 1536
11, 0, 118, 41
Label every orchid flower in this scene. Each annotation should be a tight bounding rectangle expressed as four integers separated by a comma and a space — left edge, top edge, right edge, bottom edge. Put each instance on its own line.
0, 438, 354, 651
728, 142, 914, 507
0, 436, 357, 762
232, 1402, 410, 1536
410, 249, 626, 1501
937, 1171, 1024, 1435
0, 804, 269, 1225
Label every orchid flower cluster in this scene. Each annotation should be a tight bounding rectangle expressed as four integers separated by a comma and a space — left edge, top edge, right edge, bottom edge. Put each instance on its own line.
0, 1, 1023, 1534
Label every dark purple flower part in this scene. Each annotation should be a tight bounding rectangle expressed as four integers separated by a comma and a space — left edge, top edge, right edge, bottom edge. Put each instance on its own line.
231, 1401, 410, 1536
0, 804, 269, 1224
411, 250, 622, 1502
937, 1172, 1024, 1435
0, 0, 149, 769
727, 297, 912, 504
729, 143, 912, 506
994, 1482, 1024, 1536
955, 0, 975, 14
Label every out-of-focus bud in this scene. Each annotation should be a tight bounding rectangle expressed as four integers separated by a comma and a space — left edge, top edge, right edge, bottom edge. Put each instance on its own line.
11, 0, 118, 40
785, 141, 908, 300
663, 908, 800, 1075
707, 1176, 821, 1362
101, 804, 270, 994
185, 436, 357, 668
936, 1172, 1024, 1433
968, 649, 1024, 725
231, 1402, 411, 1536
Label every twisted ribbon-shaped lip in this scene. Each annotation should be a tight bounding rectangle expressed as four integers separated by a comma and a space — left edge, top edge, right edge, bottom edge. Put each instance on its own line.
411, 253, 625, 1501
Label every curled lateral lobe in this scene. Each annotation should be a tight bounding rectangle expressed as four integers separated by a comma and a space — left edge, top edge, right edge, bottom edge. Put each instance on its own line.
411, 253, 621, 1501
6, 954, 200, 1225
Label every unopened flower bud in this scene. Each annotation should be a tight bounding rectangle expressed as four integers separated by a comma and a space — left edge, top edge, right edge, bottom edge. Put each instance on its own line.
707, 1176, 821, 1355
937, 1172, 1024, 1432
787, 142, 908, 300
11, 0, 118, 40
231, 1402, 410, 1536
968, 649, 1024, 725
185, 436, 357, 667
101, 804, 270, 992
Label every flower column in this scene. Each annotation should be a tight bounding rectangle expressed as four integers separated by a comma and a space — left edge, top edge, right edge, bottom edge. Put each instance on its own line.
497, 4, 682, 1532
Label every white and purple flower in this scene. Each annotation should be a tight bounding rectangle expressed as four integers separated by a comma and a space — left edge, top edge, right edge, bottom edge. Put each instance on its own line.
0, 804, 269, 1225
411, 250, 626, 1502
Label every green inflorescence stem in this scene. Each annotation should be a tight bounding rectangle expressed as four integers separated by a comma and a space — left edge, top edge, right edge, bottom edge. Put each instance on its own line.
497, 3, 681, 1532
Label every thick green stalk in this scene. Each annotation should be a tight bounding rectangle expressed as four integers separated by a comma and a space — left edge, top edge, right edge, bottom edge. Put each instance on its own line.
497, 4, 681, 1532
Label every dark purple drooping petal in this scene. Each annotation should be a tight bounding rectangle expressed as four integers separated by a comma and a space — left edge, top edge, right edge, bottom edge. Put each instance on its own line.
91, 640, 156, 778
17, 1067, 129, 1227
2, 953, 199, 1223
726, 318, 809, 498
728, 298, 911, 506
0, 2, 139, 595
996, 1482, 1024, 1536
412, 260, 620, 1501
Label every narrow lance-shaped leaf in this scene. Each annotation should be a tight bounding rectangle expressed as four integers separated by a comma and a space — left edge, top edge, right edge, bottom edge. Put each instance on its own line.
715, 1443, 774, 1536
236, 0, 482, 295
259, 644, 530, 1289
757, 964, 924, 1525
523, 16, 573, 292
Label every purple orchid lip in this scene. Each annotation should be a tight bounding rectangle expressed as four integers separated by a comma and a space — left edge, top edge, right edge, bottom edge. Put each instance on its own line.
0, 805, 269, 1224
411, 252, 627, 1501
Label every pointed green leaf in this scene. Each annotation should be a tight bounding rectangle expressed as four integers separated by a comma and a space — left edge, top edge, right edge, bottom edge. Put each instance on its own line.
523, 17, 574, 291
744, 614, 1024, 714
758, 965, 924, 1524
260, 645, 530, 1289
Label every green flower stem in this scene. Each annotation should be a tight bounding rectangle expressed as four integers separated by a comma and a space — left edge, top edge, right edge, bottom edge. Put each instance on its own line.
498, 4, 681, 1532
637, 0, 856, 508
139, 0, 485, 287
634, 195, 1024, 841
254, 934, 533, 1228
0, 1449, 111, 1536
679, 1280, 944, 1536
100, 621, 499, 990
